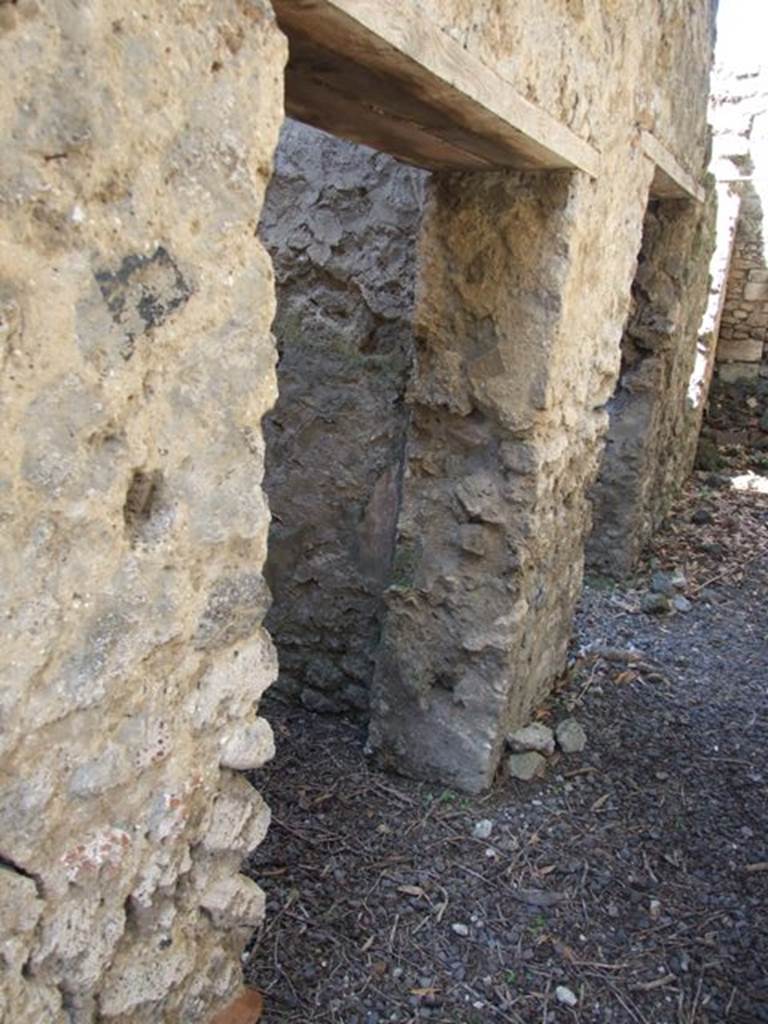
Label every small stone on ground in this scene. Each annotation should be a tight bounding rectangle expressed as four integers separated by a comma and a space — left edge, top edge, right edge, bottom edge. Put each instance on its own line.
642, 591, 670, 614
555, 718, 587, 754
472, 819, 494, 840
507, 722, 555, 755
555, 985, 578, 1007
506, 751, 547, 780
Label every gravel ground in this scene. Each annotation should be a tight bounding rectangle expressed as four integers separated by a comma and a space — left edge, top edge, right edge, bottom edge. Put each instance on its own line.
244, 470, 767, 1024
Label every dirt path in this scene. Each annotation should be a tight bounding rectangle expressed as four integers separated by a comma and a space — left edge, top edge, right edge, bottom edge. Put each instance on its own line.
244, 472, 767, 1024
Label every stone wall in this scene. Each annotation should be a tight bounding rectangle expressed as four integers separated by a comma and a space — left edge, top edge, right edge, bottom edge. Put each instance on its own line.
260, 121, 424, 716
368, 1, 718, 791
716, 184, 768, 379
1, 1, 720, 1018
587, 196, 716, 578
710, 61, 768, 381
0, 3, 284, 1020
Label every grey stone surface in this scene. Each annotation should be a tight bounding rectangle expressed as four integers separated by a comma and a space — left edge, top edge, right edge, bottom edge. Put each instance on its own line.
507, 723, 556, 755
555, 719, 587, 754
719, 361, 761, 382
556, 986, 578, 1007
472, 819, 494, 840
261, 120, 425, 715
642, 592, 672, 615
651, 569, 687, 595
507, 752, 548, 781
587, 199, 716, 578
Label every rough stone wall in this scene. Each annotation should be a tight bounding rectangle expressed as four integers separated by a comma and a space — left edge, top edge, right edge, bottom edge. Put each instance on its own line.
369, 1, 717, 791
0, 3, 284, 1021
0, 6, 721, 1017
711, 61, 768, 381
421, 0, 714, 161
716, 185, 768, 378
260, 121, 424, 716
586, 197, 716, 578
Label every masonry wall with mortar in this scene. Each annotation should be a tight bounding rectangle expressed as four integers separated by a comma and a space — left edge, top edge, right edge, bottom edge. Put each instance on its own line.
1, 0, 719, 1020
710, 61, 768, 382
716, 185, 768, 379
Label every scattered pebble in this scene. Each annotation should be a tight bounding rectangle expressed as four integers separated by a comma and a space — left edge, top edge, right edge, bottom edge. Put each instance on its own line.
506, 751, 547, 780
555, 985, 578, 1007
507, 722, 555, 755
451, 923, 469, 937
472, 819, 493, 840
555, 719, 587, 754
651, 568, 687, 595
642, 591, 671, 615
673, 594, 692, 613
691, 508, 712, 524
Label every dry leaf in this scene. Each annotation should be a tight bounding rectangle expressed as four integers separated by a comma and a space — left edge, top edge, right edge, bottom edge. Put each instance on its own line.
398, 884, 426, 898
554, 940, 577, 962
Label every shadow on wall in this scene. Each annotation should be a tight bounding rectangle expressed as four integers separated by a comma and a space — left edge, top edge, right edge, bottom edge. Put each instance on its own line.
587, 194, 715, 578
259, 120, 426, 718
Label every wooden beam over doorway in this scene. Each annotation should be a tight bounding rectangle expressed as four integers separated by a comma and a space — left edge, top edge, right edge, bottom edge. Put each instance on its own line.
642, 131, 706, 202
271, 0, 601, 176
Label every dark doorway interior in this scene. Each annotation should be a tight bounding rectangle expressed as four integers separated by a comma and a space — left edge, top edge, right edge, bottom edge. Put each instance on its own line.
260, 119, 425, 717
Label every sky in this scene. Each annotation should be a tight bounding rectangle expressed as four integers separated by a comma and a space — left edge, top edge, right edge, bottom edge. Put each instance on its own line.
714, 0, 768, 73
712, 0, 768, 195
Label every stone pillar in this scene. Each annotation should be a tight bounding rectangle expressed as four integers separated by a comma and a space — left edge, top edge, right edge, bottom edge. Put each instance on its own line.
368, 164, 653, 793
0, 2, 284, 1020
587, 194, 716, 577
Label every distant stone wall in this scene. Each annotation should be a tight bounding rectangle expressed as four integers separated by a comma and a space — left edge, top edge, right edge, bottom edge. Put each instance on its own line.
716, 184, 768, 380
710, 59, 768, 382
0, 3, 283, 1020
261, 121, 424, 716
587, 196, 716, 578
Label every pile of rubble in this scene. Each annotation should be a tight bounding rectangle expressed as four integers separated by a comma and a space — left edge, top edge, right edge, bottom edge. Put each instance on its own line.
505, 719, 587, 780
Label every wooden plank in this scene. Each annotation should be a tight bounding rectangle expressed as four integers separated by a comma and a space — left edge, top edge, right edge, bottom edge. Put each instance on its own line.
641, 131, 705, 202
272, 0, 600, 176
284, 36, 499, 170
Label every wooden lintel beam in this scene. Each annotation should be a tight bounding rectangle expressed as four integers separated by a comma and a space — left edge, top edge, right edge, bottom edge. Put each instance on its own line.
272, 0, 601, 177
642, 131, 705, 203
